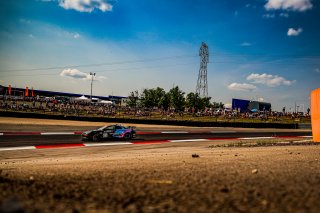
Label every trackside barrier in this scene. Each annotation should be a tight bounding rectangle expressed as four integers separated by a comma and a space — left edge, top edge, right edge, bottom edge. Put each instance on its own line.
311, 88, 320, 142
0, 111, 298, 129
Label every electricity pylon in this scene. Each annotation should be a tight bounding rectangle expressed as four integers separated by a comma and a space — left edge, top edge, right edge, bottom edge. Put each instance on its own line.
196, 42, 209, 98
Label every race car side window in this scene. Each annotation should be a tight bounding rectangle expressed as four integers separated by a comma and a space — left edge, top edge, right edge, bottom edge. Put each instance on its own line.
104, 126, 115, 131
115, 126, 122, 130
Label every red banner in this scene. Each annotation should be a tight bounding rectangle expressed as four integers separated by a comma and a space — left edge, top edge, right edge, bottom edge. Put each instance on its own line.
25, 87, 29, 97
31, 87, 34, 97
8, 85, 11, 95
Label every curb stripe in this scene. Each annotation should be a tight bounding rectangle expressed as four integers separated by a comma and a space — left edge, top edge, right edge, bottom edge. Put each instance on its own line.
0, 146, 36, 151
210, 131, 237, 133
169, 139, 207, 142
84, 142, 133, 146
2, 132, 41, 135
161, 131, 189, 134
136, 132, 161, 135
74, 131, 83, 135
40, 132, 75, 135
0, 135, 313, 151
132, 140, 169, 145
238, 137, 274, 140
35, 144, 85, 149
273, 136, 301, 139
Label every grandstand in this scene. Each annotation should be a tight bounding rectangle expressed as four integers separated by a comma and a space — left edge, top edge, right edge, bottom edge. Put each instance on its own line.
0, 85, 126, 102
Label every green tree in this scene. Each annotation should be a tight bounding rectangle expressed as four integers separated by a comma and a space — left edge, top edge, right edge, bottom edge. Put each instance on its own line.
201, 97, 212, 108
159, 92, 170, 110
168, 86, 185, 111
140, 88, 153, 108
153, 87, 166, 108
140, 87, 166, 108
185, 92, 198, 109
212, 101, 224, 109
186, 92, 211, 112
127, 90, 139, 108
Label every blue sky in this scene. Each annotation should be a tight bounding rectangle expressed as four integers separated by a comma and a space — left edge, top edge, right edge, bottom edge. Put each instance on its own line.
0, 0, 319, 111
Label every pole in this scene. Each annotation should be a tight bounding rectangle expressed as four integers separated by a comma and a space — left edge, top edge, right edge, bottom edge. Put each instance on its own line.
90, 72, 96, 101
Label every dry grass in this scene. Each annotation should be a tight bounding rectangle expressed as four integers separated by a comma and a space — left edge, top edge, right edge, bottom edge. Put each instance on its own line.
209, 138, 317, 148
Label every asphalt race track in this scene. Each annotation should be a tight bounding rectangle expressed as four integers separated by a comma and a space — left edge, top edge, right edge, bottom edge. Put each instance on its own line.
1, 120, 319, 213
0, 130, 312, 148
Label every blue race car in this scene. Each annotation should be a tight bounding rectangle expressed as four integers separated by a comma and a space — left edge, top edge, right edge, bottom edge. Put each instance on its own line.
81, 124, 136, 141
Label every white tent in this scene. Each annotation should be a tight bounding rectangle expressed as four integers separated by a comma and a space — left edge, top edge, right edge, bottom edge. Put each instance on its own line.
74, 95, 90, 102
98, 100, 113, 105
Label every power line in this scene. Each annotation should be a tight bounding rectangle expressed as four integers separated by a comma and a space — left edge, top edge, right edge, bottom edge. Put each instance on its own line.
209, 60, 320, 65
0, 54, 198, 73
213, 52, 320, 59
3, 61, 201, 77
3, 58, 320, 78
1, 53, 319, 77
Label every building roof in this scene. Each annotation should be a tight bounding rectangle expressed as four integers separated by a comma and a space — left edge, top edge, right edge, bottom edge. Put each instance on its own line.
0, 85, 126, 100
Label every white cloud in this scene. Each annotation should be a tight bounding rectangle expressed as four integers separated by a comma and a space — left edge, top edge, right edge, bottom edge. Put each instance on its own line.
287, 28, 303, 36
227, 83, 256, 91
58, 0, 113, 13
315, 68, 320, 73
19, 18, 31, 24
245, 4, 257, 9
265, 0, 313, 12
60, 69, 106, 81
73, 33, 80, 39
262, 13, 275, 18
257, 97, 264, 102
246, 73, 295, 87
279, 13, 289, 17
240, 42, 252, 47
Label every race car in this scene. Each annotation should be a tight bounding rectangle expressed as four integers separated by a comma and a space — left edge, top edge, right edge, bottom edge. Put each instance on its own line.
81, 124, 136, 141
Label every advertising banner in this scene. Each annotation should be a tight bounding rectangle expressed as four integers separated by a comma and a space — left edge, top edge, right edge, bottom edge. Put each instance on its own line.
311, 88, 320, 142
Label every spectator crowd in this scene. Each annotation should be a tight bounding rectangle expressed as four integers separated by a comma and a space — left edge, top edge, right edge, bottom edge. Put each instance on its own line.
0, 95, 311, 123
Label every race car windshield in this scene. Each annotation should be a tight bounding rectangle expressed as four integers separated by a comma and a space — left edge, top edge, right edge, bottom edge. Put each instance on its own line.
98, 126, 110, 131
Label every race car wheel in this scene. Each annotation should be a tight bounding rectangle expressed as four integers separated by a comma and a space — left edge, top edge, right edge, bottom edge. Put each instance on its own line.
124, 133, 132, 140
92, 134, 101, 142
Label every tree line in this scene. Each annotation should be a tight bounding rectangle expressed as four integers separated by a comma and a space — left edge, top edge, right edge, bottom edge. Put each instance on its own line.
126, 86, 224, 112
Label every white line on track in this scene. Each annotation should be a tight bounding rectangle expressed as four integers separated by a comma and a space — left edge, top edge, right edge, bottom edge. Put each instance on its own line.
292, 139, 313, 142
210, 131, 237, 133
169, 139, 208, 143
40, 132, 75, 135
299, 136, 313, 138
0, 146, 36, 151
84, 142, 133, 147
161, 131, 189, 134
238, 137, 275, 140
